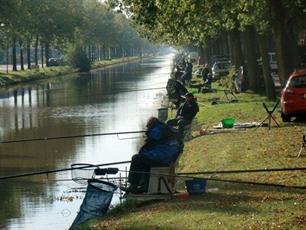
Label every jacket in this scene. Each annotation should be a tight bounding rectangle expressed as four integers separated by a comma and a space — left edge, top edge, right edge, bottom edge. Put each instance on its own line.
176, 100, 199, 122
139, 121, 183, 165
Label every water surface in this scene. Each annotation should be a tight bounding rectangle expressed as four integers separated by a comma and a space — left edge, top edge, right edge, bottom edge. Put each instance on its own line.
0, 54, 174, 230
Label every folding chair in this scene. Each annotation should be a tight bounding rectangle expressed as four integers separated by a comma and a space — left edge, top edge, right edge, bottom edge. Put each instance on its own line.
256, 101, 280, 130
221, 89, 238, 103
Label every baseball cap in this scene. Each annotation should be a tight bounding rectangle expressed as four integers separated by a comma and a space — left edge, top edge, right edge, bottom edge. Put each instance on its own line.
181, 92, 194, 98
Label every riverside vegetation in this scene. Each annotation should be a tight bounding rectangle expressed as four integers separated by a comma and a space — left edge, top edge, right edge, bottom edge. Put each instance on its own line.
0, 56, 145, 87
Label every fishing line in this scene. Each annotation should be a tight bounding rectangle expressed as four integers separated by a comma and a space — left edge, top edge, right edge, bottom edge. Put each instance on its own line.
118, 169, 306, 190
0, 130, 146, 144
0, 160, 131, 180
177, 167, 306, 175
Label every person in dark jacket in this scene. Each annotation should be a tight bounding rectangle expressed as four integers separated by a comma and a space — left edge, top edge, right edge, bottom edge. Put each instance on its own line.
181, 61, 193, 86
166, 78, 188, 108
122, 117, 183, 194
201, 64, 211, 82
166, 92, 199, 136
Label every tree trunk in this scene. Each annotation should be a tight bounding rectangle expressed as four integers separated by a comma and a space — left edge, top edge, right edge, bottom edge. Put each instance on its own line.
257, 33, 276, 100
203, 45, 209, 65
227, 32, 233, 63
207, 39, 213, 64
27, 38, 31, 69
12, 37, 17, 71
229, 29, 244, 67
41, 46, 44, 68
19, 40, 24, 70
269, 0, 291, 85
287, 22, 300, 70
45, 42, 50, 67
6, 42, 9, 73
91, 46, 94, 61
34, 35, 39, 66
222, 32, 229, 56
198, 45, 205, 65
242, 26, 260, 91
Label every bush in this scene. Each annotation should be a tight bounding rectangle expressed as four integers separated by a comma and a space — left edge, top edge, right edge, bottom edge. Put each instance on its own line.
66, 44, 91, 72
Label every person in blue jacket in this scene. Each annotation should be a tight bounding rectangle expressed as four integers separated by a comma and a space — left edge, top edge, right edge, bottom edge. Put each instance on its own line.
123, 117, 183, 194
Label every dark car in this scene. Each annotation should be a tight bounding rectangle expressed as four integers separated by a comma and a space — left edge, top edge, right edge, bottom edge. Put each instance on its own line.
280, 69, 306, 122
48, 57, 64, 66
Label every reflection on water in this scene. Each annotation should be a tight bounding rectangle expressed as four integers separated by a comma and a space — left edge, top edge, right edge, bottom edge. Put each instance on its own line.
0, 54, 174, 230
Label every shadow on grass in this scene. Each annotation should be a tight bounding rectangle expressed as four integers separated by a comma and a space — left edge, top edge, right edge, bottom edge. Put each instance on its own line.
204, 180, 306, 195
109, 192, 258, 217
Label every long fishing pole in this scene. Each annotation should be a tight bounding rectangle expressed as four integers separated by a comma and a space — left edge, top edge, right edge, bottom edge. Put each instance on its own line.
45, 169, 306, 190
0, 160, 131, 180
177, 167, 306, 175
0, 130, 146, 144
118, 169, 306, 190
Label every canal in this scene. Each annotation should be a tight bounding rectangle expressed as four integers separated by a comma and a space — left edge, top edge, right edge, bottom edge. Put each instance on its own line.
0, 53, 174, 230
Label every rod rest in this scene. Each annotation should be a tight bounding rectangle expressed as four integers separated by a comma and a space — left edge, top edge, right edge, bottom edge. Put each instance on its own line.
94, 168, 119, 175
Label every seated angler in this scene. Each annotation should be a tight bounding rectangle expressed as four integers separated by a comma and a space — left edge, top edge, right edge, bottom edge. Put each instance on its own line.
122, 117, 183, 194
166, 92, 199, 137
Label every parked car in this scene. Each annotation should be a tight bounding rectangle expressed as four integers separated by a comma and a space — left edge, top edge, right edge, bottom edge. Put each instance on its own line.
211, 55, 230, 65
280, 69, 306, 122
48, 57, 64, 66
257, 52, 278, 71
212, 60, 231, 80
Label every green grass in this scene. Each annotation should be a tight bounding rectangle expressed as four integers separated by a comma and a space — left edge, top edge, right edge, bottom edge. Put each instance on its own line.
0, 56, 144, 87
92, 56, 143, 69
81, 73, 306, 230
0, 66, 75, 86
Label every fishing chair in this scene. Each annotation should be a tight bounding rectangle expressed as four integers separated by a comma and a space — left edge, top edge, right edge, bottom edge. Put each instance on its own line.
147, 152, 183, 195
297, 135, 306, 158
221, 89, 238, 103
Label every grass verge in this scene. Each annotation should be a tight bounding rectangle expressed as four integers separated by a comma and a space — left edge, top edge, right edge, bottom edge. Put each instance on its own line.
0, 66, 75, 87
80, 70, 306, 229
0, 56, 146, 87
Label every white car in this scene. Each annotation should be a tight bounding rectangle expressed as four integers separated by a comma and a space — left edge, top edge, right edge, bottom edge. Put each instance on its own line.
212, 61, 231, 80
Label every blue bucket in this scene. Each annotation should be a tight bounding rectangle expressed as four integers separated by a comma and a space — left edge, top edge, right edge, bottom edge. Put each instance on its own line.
185, 179, 206, 195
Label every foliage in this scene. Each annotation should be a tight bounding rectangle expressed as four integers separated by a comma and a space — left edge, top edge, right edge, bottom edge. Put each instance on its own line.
0, 0, 156, 71
216, 67, 237, 90
66, 44, 91, 72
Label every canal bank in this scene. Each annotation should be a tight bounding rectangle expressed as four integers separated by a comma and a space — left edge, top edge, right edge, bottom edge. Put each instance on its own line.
82, 71, 306, 229
0, 56, 150, 87
0, 54, 173, 230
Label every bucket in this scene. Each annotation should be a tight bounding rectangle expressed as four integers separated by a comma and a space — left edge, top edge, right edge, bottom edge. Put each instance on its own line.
221, 117, 235, 128
185, 179, 206, 195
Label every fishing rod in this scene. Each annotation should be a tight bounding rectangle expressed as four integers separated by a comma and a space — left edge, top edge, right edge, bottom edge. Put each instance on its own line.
0, 160, 131, 180
52, 167, 306, 183
42, 168, 306, 190
117, 169, 306, 190
177, 167, 306, 175
0, 130, 146, 144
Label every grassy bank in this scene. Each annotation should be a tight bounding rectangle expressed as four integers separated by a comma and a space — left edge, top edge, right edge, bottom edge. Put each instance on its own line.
0, 56, 144, 87
81, 69, 306, 229
92, 56, 144, 69
0, 66, 75, 87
